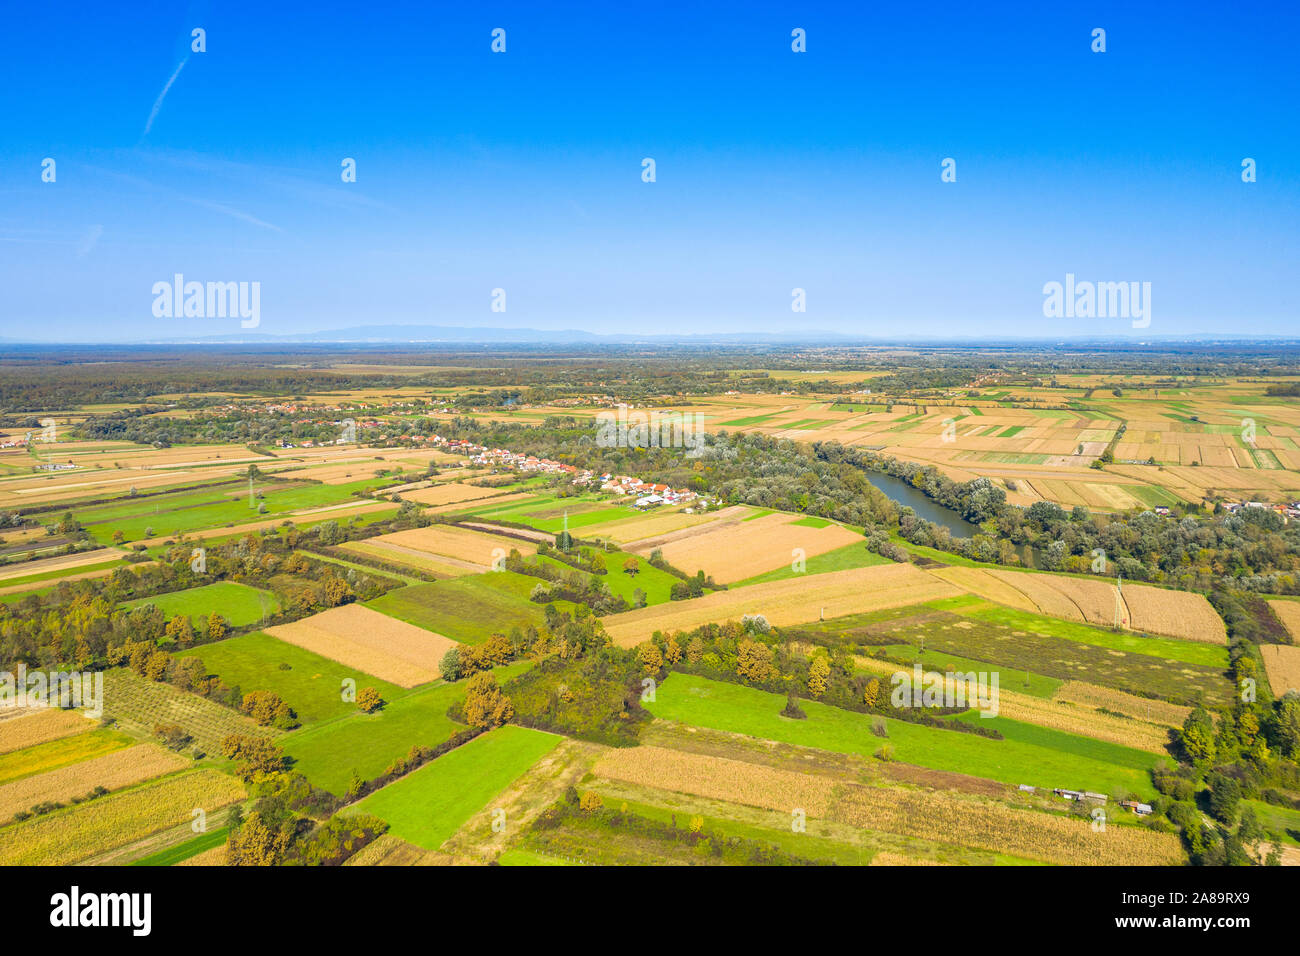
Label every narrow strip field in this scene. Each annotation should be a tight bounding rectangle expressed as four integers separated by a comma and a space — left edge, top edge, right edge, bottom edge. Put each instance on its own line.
604, 563, 960, 647
0, 743, 188, 821
0, 769, 245, 865
0, 708, 95, 755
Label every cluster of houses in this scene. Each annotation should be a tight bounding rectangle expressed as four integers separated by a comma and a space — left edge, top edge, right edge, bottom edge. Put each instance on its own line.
599, 475, 700, 509
437, 437, 711, 510
1017, 784, 1152, 816
1225, 500, 1300, 523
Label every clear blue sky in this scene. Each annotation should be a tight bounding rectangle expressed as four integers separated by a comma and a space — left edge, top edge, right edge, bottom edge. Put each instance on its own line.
1, 1, 1296, 341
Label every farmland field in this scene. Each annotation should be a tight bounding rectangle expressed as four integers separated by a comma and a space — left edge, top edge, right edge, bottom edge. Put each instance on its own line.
124, 581, 280, 628
263, 604, 457, 688
99, 667, 276, 756
647, 673, 1167, 797
0, 769, 244, 866
0, 743, 187, 821
176, 629, 406, 724
604, 563, 961, 646
348, 725, 561, 849
1260, 644, 1300, 696
0, 708, 96, 755
281, 660, 531, 794
365, 573, 564, 644
642, 511, 863, 583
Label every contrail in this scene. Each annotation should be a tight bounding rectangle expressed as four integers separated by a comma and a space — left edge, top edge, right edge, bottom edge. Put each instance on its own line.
143, 55, 190, 136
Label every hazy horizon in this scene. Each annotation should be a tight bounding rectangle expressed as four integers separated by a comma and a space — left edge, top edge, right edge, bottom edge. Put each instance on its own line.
3, 2, 1297, 341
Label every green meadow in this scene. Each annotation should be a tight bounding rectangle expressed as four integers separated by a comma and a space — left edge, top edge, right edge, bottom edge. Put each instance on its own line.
348, 724, 560, 848
281, 660, 531, 795
125, 581, 280, 628
175, 631, 403, 727
365, 572, 573, 644
648, 673, 1165, 798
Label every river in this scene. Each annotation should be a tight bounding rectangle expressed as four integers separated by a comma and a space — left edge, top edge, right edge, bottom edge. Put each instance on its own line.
863, 472, 983, 539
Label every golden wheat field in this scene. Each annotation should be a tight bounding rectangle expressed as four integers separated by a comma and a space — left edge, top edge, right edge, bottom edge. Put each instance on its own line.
645, 512, 863, 583
988, 569, 1085, 622
593, 745, 837, 815
0, 743, 188, 821
1052, 682, 1192, 728
925, 566, 1039, 612
988, 569, 1225, 643
339, 540, 474, 578
175, 845, 228, 866
371, 524, 536, 567
0, 708, 96, 755
1266, 599, 1300, 642
266, 604, 457, 687
0, 769, 245, 866
1260, 644, 1300, 696
1121, 583, 1226, 644
603, 562, 961, 646
590, 505, 749, 547
397, 482, 514, 507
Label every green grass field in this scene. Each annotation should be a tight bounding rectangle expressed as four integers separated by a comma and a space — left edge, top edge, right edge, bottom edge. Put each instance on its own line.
735, 540, 888, 587
131, 826, 229, 866
281, 660, 531, 794
124, 581, 280, 628
366, 572, 572, 644
72, 478, 392, 542
175, 631, 403, 727
959, 603, 1229, 669
648, 673, 1165, 798
861, 644, 1063, 699
348, 725, 561, 849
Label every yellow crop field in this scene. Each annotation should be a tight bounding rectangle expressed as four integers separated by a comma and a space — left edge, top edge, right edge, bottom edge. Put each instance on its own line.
266, 603, 457, 687
1260, 644, 1300, 696
594, 745, 836, 815
0, 743, 188, 821
603, 563, 960, 646
585, 505, 749, 546
926, 566, 1039, 612
399, 483, 513, 507
1267, 599, 1300, 642
1045, 577, 1125, 625
1052, 682, 1191, 728
371, 524, 536, 567
0, 769, 245, 866
1122, 583, 1226, 644
176, 845, 228, 866
989, 569, 1225, 644
646, 512, 862, 583
0, 708, 95, 755
988, 570, 1083, 622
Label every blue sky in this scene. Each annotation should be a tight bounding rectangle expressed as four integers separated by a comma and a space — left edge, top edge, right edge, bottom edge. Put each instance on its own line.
1, 1, 1297, 341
